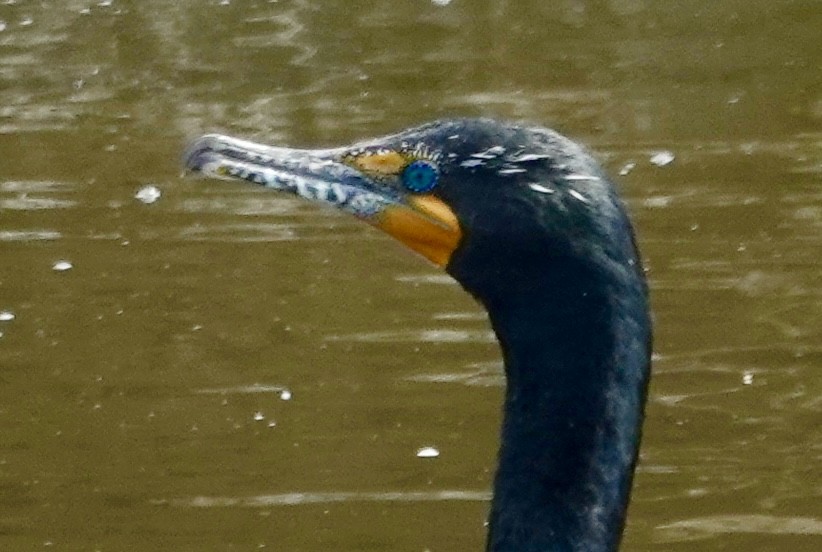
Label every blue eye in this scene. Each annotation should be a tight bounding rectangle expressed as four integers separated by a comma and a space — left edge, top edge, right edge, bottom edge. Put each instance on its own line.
401, 160, 439, 193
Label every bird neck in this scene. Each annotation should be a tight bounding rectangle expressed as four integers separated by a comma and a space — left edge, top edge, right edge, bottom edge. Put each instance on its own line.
482, 259, 651, 552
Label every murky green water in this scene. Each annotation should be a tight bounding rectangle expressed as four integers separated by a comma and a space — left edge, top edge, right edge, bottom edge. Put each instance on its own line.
1, 1, 819, 550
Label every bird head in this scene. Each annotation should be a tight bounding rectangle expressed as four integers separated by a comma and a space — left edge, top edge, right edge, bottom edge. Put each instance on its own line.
184, 118, 637, 306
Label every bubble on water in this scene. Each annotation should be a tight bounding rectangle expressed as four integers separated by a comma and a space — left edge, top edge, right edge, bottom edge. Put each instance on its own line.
0, 311, 14, 321
650, 151, 675, 167
279, 389, 292, 401
619, 162, 636, 176
52, 260, 73, 272
416, 446, 440, 458
135, 185, 161, 204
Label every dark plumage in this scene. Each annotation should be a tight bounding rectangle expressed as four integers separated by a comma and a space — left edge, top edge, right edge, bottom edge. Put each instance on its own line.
184, 118, 652, 551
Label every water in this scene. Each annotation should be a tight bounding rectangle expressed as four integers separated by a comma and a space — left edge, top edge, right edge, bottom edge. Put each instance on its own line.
1, 1, 819, 550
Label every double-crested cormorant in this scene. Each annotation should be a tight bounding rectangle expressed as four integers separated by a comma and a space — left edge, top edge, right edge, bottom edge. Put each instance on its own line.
184, 119, 652, 552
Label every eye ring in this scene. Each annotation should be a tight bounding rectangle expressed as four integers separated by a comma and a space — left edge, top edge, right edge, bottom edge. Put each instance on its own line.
401, 160, 439, 193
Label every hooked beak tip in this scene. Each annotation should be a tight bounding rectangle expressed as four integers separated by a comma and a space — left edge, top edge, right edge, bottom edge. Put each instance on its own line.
182, 134, 228, 173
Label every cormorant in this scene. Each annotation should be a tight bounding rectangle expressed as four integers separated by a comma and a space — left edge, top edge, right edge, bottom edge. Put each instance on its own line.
183, 118, 652, 552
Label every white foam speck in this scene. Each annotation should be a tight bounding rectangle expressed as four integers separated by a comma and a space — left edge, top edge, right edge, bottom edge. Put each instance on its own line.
279, 389, 292, 401
619, 162, 636, 176
416, 446, 440, 458
432, 0, 452, 6
135, 185, 162, 204
650, 151, 675, 167
0, 311, 14, 322
742, 372, 754, 385
53, 260, 73, 272
253, 412, 265, 421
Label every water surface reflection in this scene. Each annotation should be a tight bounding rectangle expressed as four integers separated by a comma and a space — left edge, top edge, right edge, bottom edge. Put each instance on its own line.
0, 1, 819, 551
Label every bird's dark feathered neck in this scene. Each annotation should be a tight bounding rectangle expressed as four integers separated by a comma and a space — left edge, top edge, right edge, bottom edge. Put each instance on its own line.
448, 195, 651, 552
182, 117, 652, 551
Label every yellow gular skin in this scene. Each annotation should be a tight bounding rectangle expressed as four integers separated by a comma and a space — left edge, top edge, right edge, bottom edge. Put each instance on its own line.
376, 194, 462, 268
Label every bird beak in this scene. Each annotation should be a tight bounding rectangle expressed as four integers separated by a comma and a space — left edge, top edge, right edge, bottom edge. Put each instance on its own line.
183, 134, 461, 267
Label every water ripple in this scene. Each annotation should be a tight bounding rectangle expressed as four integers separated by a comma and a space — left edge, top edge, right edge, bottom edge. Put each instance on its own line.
405, 361, 504, 387
0, 229, 61, 241
325, 329, 495, 344
0, 197, 76, 210
178, 222, 299, 242
195, 383, 288, 395
161, 489, 491, 508
656, 514, 822, 542
395, 273, 457, 285
1, 180, 77, 210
